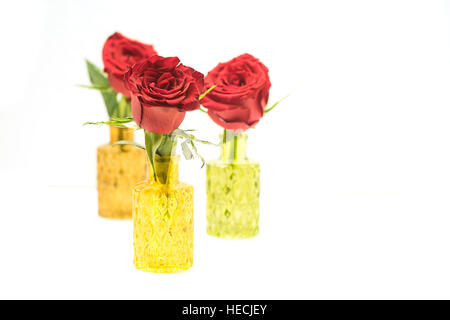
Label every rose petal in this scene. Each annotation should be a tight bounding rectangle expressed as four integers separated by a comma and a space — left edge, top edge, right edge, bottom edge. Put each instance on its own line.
207, 109, 254, 131
108, 73, 130, 98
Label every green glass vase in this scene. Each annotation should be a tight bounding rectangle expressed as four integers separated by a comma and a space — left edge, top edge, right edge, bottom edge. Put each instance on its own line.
206, 130, 260, 239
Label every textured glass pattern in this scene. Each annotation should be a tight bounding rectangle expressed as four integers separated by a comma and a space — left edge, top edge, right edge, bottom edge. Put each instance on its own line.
133, 157, 194, 273
97, 127, 147, 219
206, 160, 260, 239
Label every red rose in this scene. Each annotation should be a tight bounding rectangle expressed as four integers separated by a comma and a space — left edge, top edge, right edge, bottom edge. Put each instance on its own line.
201, 53, 271, 131
102, 32, 157, 97
125, 55, 204, 134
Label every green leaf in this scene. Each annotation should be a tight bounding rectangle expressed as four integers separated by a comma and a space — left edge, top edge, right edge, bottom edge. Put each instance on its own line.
85, 59, 118, 118
77, 84, 114, 92
85, 60, 109, 86
199, 85, 216, 100
112, 140, 145, 150
83, 117, 136, 128
193, 137, 218, 146
156, 135, 176, 157
171, 128, 191, 140
140, 128, 215, 168
190, 140, 206, 168
264, 94, 290, 115
170, 128, 211, 167
171, 128, 218, 146
145, 131, 164, 181
111, 116, 134, 123
181, 141, 193, 160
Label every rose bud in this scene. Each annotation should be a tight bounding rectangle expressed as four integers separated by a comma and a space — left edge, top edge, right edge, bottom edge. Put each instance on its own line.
201, 53, 271, 132
102, 32, 157, 97
125, 55, 204, 134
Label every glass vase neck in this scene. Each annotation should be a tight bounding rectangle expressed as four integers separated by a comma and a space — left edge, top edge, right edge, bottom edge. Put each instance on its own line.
220, 129, 248, 163
110, 126, 134, 144
148, 155, 180, 185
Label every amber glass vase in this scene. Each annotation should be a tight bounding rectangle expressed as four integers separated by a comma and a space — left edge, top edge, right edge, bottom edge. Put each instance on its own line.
97, 126, 147, 219
133, 155, 194, 273
206, 130, 260, 239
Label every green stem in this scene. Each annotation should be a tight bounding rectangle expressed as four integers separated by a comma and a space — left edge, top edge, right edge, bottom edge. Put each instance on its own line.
145, 131, 178, 183
233, 133, 238, 162
157, 135, 176, 157
199, 84, 217, 100
221, 129, 247, 162
116, 96, 131, 118
145, 131, 163, 181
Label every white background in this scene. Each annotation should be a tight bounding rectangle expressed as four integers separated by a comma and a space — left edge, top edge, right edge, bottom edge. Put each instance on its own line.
1, 0, 450, 299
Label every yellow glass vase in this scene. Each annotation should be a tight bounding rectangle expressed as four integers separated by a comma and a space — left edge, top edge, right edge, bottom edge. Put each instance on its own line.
133, 155, 194, 273
97, 126, 147, 219
206, 130, 260, 239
